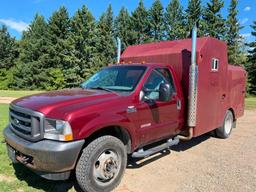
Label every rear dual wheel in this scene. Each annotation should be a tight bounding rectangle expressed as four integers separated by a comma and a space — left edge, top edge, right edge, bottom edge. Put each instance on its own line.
76, 136, 127, 192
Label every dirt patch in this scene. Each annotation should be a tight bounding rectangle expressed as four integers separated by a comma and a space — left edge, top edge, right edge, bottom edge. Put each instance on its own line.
0, 174, 15, 182
115, 110, 256, 192
0, 97, 17, 104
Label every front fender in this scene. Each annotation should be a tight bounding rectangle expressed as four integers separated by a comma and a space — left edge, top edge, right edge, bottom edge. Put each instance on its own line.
70, 111, 138, 149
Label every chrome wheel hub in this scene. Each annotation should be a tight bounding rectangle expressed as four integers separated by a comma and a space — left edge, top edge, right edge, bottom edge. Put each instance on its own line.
93, 150, 120, 182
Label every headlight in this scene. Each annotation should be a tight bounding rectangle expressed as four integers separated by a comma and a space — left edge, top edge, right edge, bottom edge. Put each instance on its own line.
44, 118, 73, 141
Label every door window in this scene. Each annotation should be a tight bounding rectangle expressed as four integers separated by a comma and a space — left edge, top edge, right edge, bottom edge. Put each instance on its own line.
143, 68, 174, 100
155, 68, 176, 93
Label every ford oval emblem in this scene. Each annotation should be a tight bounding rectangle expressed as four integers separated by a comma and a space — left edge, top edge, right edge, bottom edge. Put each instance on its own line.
14, 119, 20, 126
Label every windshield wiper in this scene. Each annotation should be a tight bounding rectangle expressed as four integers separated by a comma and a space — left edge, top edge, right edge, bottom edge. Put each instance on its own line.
89, 87, 114, 93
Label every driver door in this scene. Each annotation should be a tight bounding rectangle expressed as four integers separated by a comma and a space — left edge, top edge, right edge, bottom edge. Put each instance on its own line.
136, 68, 180, 146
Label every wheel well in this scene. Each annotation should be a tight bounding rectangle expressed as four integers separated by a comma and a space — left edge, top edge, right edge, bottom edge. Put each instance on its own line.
82, 126, 132, 154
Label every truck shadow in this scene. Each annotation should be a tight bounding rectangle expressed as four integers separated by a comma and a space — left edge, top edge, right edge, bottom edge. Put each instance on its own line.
13, 164, 83, 192
127, 133, 211, 169
127, 150, 171, 169
12, 133, 212, 191
171, 133, 211, 152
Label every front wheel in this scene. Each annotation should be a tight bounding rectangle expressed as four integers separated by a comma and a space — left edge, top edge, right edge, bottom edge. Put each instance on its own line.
216, 110, 234, 139
76, 135, 127, 192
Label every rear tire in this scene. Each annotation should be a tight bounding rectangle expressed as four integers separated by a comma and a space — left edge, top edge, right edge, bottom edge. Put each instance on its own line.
76, 136, 127, 192
216, 110, 234, 139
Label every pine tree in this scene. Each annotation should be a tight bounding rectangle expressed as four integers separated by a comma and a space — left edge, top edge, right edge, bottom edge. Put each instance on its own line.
131, 0, 150, 44
0, 25, 18, 69
0, 25, 17, 89
247, 21, 256, 95
71, 5, 99, 80
12, 14, 50, 89
165, 0, 186, 40
96, 6, 116, 66
20, 14, 48, 62
186, 0, 203, 36
148, 0, 165, 41
47, 6, 78, 88
105, 4, 114, 35
226, 0, 243, 65
202, 0, 226, 39
114, 7, 133, 51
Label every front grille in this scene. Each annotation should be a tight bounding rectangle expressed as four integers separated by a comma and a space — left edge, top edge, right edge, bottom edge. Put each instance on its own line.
9, 104, 44, 141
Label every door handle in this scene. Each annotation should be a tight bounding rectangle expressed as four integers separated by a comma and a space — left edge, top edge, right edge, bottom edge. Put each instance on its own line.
177, 99, 181, 110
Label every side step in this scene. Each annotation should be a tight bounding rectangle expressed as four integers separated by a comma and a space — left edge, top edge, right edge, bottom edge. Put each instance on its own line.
132, 137, 179, 158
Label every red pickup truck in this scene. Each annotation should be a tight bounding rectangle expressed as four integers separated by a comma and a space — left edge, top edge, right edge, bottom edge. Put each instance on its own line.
4, 27, 246, 192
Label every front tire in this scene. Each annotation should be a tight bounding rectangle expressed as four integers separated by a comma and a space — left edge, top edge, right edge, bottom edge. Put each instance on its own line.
76, 136, 127, 192
216, 110, 234, 139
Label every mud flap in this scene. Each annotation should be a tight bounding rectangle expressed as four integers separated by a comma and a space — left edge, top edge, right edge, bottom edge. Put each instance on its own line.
233, 120, 237, 128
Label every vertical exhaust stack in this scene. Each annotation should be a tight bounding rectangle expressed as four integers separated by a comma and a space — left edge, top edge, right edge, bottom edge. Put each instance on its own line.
178, 25, 198, 141
188, 25, 199, 127
117, 37, 121, 63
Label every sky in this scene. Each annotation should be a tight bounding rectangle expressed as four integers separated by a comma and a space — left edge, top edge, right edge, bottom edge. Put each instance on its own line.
0, 0, 255, 42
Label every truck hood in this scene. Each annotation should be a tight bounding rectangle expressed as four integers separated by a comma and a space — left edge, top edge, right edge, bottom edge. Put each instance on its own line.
12, 88, 121, 116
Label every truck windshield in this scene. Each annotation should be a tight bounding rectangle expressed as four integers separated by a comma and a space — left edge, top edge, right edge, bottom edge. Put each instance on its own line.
81, 65, 147, 92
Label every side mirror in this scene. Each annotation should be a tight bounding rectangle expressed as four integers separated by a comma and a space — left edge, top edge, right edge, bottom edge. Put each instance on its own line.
139, 90, 145, 101
159, 83, 171, 102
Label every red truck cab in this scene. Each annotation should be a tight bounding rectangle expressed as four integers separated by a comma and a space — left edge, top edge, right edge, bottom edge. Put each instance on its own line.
4, 34, 246, 192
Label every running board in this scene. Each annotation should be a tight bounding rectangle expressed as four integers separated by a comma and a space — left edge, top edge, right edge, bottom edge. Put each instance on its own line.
132, 137, 180, 158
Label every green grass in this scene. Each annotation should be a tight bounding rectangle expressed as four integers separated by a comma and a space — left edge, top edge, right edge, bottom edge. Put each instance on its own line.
245, 96, 256, 109
0, 90, 43, 98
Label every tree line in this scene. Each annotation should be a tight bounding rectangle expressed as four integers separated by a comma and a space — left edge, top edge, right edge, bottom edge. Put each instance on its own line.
0, 0, 255, 94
